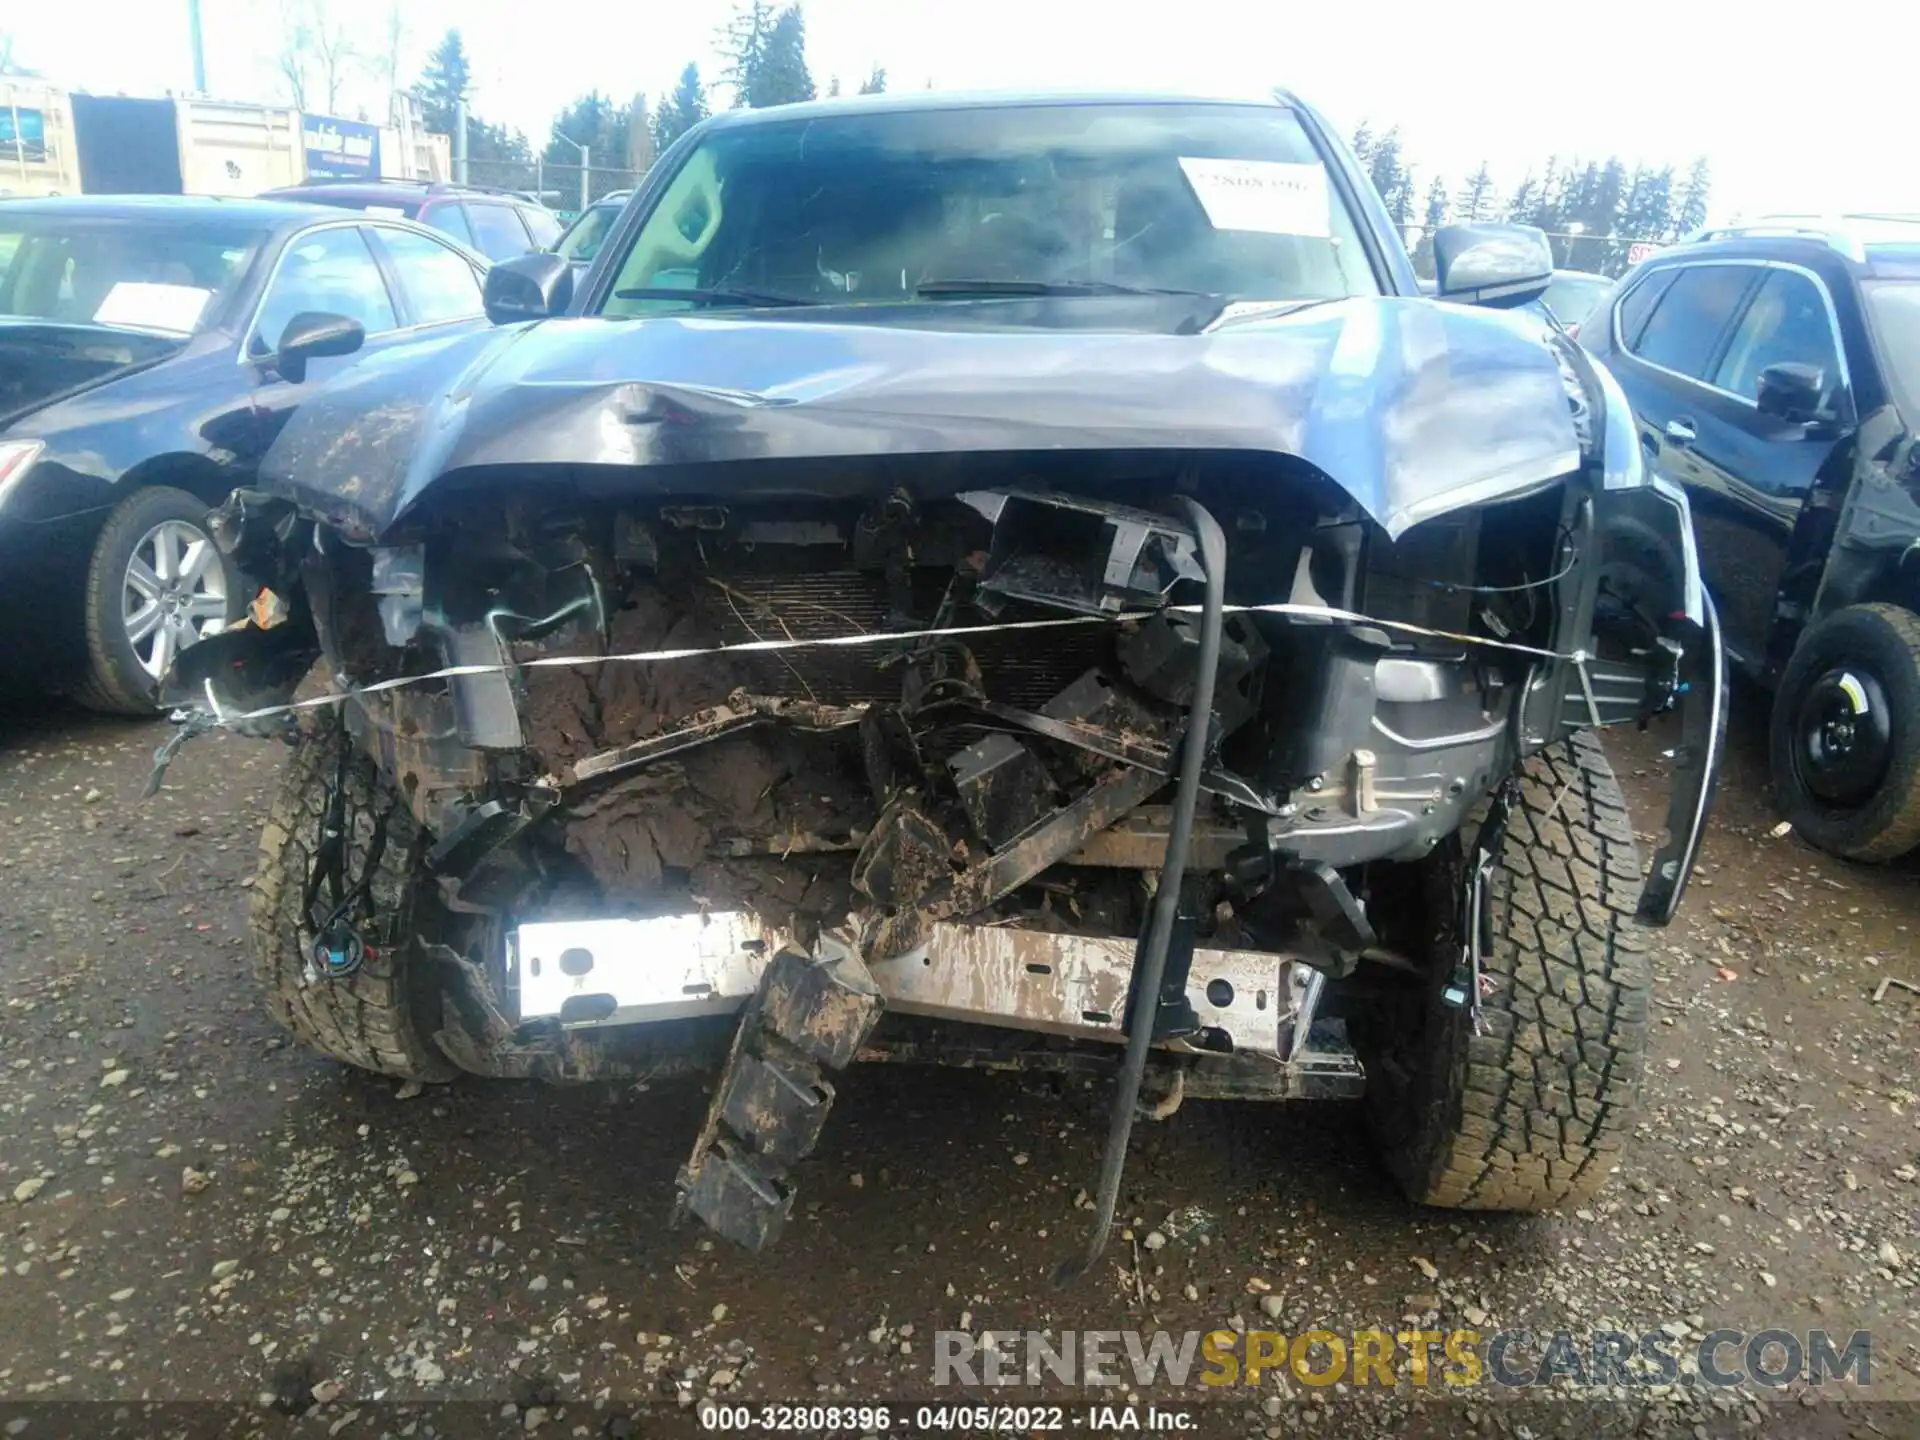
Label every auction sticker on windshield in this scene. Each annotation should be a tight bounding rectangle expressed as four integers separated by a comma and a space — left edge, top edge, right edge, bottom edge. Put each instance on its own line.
1178, 157, 1329, 237
92, 281, 212, 335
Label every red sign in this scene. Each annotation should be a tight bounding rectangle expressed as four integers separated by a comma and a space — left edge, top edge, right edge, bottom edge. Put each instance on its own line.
1627, 241, 1661, 267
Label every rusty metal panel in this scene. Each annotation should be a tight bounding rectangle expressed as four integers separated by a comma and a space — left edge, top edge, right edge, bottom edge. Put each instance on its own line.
875, 925, 1307, 1057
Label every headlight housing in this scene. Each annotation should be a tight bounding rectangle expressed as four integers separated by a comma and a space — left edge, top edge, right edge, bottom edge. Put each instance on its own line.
0, 440, 45, 513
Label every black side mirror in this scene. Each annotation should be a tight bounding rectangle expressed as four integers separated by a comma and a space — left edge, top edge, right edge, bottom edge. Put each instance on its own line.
1756, 362, 1830, 424
275, 311, 365, 384
484, 252, 574, 325
1433, 223, 1554, 309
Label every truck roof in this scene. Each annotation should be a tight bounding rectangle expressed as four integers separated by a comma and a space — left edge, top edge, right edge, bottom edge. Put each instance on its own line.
698, 88, 1293, 132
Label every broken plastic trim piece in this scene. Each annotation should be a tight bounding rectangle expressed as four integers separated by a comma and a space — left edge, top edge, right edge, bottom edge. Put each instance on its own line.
675, 942, 884, 1251
1637, 594, 1725, 926
958, 488, 1205, 615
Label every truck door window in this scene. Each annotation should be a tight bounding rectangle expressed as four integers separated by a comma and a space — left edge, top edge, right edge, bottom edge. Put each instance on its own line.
1628, 264, 1753, 381
252, 226, 397, 355
519, 206, 564, 249
465, 203, 534, 261
420, 202, 476, 248
1712, 270, 1840, 401
1614, 268, 1677, 348
373, 226, 484, 326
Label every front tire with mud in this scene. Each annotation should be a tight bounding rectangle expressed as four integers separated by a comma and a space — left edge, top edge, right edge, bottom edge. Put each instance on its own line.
250, 717, 455, 1081
1363, 730, 1649, 1211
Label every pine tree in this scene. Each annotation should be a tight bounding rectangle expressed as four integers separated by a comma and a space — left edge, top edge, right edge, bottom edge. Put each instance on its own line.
414, 28, 470, 136
858, 65, 887, 95
1584, 159, 1626, 235
747, 6, 815, 107
1459, 163, 1497, 224
652, 63, 710, 152
1349, 121, 1375, 167
719, 1, 778, 107
1365, 128, 1413, 224
1525, 156, 1563, 233
721, 1, 815, 109
1412, 175, 1449, 276
1563, 156, 1627, 269
1640, 166, 1676, 243
547, 91, 621, 170
1390, 166, 1416, 226
1561, 161, 1601, 240
1673, 157, 1712, 237
1609, 164, 1674, 272
625, 93, 654, 174
1505, 175, 1538, 226
466, 119, 531, 166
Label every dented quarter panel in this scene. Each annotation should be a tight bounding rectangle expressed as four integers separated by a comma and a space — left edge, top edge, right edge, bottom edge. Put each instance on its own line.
258, 296, 1579, 543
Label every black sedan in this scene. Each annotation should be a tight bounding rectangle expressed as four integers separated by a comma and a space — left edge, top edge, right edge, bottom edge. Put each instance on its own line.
0, 195, 489, 711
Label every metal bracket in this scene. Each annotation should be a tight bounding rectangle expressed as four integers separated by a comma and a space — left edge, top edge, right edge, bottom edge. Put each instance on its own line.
1441, 775, 1520, 1030
143, 709, 221, 799
855, 761, 1167, 958
930, 694, 1284, 814
568, 691, 868, 794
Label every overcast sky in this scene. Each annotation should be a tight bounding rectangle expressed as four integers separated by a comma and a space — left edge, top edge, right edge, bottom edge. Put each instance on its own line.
12, 0, 1915, 221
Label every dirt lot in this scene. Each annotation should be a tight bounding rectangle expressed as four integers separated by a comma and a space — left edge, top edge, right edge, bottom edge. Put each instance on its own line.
1, 691, 1917, 1439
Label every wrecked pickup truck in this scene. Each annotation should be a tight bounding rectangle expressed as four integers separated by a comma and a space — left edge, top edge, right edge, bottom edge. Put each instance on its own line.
158, 90, 1723, 1264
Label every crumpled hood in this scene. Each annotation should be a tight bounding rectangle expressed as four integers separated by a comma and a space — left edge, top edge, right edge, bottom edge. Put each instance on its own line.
260, 296, 1582, 543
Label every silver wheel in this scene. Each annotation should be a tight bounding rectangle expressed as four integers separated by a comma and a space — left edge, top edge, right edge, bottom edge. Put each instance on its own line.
122, 518, 228, 680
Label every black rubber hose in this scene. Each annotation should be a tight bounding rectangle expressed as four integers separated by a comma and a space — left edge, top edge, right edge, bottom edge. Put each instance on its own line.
1056, 494, 1226, 1285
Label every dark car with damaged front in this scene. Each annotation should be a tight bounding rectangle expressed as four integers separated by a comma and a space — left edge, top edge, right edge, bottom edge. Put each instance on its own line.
162, 90, 1723, 1259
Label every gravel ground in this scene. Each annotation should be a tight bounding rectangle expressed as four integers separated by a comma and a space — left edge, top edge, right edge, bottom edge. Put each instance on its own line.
1, 693, 1916, 1439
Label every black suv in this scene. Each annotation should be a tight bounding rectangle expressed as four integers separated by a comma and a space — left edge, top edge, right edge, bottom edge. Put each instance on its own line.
1584, 217, 1920, 860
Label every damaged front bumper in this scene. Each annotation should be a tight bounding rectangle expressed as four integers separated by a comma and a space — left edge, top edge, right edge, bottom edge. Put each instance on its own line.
158, 442, 1722, 1253
511, 913, 1361, 1100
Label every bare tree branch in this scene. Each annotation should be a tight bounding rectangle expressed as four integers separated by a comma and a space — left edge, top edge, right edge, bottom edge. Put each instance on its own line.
274, 0, 312, 111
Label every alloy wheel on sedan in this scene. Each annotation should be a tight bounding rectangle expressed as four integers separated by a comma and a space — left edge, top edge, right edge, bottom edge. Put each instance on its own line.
122, 518, 229, 680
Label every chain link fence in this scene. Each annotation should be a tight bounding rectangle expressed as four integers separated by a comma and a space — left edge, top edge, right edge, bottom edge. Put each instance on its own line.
462, 159, 643, 218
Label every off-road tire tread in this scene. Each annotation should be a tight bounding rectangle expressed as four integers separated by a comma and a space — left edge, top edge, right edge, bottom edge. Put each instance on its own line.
73, 486, 226, 716
1389, 730, 1649, 1211
250, 718, 455, 1080
1771, 602, 1920, 863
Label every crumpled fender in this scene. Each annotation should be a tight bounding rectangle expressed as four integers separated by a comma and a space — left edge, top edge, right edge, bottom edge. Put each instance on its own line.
258, 296, 1581, 543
